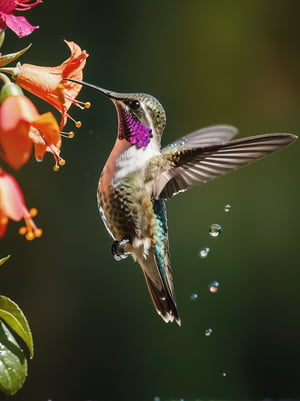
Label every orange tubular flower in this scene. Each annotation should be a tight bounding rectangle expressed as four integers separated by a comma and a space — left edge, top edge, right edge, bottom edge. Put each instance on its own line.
12, 40, 89, 128
0, 168, 42, 240
0, 85, 63, 170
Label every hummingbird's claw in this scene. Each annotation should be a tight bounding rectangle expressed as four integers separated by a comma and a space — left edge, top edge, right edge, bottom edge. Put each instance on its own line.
111, 237, 131, 261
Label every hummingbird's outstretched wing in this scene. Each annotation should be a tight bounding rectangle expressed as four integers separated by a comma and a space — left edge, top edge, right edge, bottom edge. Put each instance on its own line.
154, 127, 297, 199
136, 199, 180, 325
163, 124, 238, 149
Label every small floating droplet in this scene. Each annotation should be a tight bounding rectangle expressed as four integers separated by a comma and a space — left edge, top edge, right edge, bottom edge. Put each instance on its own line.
222, 372, 227, 377
205, 328, 213, 336
199, 247, 210, 258
209, 280, 220, 293
224, 203, 231, 212
209, 223, 222, 237
190, 293, 198, 301
153, 397, 160, 401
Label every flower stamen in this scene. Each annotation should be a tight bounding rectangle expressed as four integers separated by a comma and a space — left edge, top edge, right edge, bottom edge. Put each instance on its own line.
1, 216, 8, 225
18, 207, 42, 240
15, 0, 43, 11
29, 207, 38, 217
53, 157, 66, 171
60, 131, 75, 139
64, 94, 91, 110
64, 111, 82, 128
35, 129, 65, 171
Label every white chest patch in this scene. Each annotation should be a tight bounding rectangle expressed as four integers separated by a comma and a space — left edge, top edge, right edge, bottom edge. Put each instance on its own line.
112, 142, 160, 185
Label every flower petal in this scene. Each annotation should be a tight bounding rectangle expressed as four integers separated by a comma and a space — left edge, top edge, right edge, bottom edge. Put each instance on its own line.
0, 124, 32, 169
0, 95, 39, 169
4, 14, 38, 37
31, 111, 61, 148
0, 171, 27, 221
0, 95, 39, 131
15, 40, 88, 127
0, 208, 8, 238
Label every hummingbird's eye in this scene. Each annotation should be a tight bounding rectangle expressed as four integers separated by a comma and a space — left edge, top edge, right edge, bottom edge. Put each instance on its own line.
128, 100, 140, 110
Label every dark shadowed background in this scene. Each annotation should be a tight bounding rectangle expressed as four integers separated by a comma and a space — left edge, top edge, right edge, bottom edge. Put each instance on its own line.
1, 1, 300, 400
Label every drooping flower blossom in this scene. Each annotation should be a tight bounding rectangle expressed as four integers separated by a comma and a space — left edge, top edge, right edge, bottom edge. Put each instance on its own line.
0, 168, 42, 239
0, 84, 64, 170
0, 0, 41, 38
7, 40, 89, 128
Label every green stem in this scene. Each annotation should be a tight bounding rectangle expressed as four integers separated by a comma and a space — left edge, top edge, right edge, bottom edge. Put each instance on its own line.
0, 73, 11, 85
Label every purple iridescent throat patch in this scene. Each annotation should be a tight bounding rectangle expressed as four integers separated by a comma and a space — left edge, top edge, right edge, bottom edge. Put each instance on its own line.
118, 108, 153, 148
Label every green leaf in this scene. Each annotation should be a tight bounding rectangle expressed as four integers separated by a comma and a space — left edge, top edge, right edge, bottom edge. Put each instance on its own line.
0, 43, 32, 67
0, 296, 33, 358
0, 255, 10, 266
0, 31, 5, 49
0, 320, 27, 395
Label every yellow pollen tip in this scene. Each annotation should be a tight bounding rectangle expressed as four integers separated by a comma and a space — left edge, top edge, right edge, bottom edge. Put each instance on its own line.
53, 165, 60, 172
34, 228, 43, 238
19, 226, 27, 235
59, 159, 66, 166
29, 208, 38, 217
25, 232, 35, 241
85, 102, 91, 109
68, 131, 75, 138
75, 121, 82, 128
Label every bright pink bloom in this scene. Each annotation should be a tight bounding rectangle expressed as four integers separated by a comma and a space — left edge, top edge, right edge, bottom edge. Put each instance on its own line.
0, 168, 42, 239
0, 0, 41, 38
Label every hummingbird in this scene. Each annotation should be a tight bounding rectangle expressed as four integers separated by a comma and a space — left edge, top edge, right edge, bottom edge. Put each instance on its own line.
66, 78, 297, 325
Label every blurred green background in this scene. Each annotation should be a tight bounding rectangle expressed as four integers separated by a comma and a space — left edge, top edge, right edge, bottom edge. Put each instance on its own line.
1, 0, 300, 400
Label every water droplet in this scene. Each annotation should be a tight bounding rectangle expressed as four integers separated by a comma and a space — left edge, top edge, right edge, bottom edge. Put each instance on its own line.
222, 372, 227, 377
205, 328, 213, 336
190, 293, 198, 301
153, 397, 160, 401
209, 280, 220, 293
224, 203, 231, 212
209, 223, 222, 237
199, 246, 210, 258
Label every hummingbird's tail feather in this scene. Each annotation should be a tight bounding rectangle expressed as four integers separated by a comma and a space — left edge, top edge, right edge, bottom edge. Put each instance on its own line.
143, 270, 181, 325
136, 246, 181, 325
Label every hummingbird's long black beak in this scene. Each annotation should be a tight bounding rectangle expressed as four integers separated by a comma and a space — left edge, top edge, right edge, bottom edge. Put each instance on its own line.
64, 78, 120, 100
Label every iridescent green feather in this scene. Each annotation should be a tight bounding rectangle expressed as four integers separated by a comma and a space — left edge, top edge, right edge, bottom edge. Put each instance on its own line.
153, 199, 168, 282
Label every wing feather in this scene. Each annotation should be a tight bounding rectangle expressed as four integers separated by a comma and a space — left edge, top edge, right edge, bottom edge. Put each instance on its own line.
162, 124, 238, 151
155, 132, 297, 199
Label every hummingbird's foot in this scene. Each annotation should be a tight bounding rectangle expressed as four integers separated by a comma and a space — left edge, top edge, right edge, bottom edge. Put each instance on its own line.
111, 237, 131, 261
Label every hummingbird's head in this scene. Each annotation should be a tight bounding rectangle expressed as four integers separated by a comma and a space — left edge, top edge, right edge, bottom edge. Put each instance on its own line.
65, 79, 166, 148
113, 92, 167, 148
